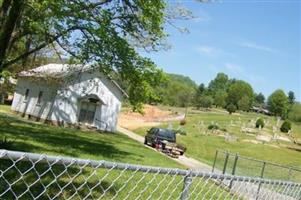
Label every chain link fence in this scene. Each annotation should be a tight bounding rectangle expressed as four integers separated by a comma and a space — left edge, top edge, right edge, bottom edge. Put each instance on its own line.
212, 150, 301, 183
0, 150, 300, 200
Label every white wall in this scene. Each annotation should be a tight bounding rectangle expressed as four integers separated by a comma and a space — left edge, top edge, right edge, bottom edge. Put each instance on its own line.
11, 78, 58, 120
12, 71, 123, 132
50, 71, 123, 132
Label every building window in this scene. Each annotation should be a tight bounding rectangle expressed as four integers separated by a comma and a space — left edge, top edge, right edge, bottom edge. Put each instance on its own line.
24, 89, 29, 101
37, 91, 43, 105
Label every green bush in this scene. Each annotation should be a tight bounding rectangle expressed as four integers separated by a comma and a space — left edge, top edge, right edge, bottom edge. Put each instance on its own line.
255, 118, 265, 128
180, 119, 186, 126
208, 124, 219, 130
280, 121, 292, 133
226, 104, 236, 114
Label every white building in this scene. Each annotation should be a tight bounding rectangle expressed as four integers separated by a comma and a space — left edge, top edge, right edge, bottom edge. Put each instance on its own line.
11, 64, 127, 132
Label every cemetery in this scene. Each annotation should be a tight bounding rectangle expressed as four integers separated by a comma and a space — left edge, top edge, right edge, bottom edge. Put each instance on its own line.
133, 106, 301, 171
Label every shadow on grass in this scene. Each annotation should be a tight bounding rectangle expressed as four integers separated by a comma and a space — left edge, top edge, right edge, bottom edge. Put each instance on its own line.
0, 113, 130, 160
0, 160, 118, 199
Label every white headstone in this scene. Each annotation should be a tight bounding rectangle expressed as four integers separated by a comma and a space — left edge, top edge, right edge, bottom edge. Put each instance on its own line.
276, 117, 281, 127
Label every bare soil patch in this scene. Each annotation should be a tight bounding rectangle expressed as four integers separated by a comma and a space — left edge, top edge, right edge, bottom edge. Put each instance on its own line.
118, 104, 184, 130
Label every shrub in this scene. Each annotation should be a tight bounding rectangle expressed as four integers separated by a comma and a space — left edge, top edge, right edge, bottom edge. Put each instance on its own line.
226, 104, 236, 114
208, 124, 219, 130
180, 119, 186, 126
280, 120, 292, 133
255, 118, 265, 128
220, 128, 227, 132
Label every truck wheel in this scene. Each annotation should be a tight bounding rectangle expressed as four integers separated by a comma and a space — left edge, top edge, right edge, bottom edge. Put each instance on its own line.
144, 138, 147, 145
180, 152, 184, 156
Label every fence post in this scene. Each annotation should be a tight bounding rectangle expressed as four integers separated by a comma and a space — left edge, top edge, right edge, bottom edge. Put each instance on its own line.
212, 150, 218, 173
181, 172, 192, 200
256, 161, 266, 200
229, 153, 239, 189
222, 151, 229, 174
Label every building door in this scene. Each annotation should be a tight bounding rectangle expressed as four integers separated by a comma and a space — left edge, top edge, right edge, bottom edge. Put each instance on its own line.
78, 101, 97, 124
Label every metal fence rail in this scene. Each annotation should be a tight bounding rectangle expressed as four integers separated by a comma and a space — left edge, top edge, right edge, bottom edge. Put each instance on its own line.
212, 150, 301, 183
0, 150, 300, 200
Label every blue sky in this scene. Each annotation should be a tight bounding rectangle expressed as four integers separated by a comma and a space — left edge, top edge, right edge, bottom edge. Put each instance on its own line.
143, 0, 301, 101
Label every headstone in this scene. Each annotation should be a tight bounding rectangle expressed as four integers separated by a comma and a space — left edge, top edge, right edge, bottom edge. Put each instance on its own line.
272, 126, 277, 133
276, 117, 281, 127
168, 122, 173, 130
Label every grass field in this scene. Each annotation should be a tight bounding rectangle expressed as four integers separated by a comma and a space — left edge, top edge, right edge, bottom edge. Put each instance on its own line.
134, 106, 301, 181
0, 104, 240, 199
0, 105, 181, 168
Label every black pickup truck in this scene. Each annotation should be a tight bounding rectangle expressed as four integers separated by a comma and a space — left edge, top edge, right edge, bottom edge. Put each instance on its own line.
144, 127, 186, 156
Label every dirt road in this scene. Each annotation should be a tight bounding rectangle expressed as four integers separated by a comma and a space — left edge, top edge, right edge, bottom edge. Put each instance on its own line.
117, 126, 212, 172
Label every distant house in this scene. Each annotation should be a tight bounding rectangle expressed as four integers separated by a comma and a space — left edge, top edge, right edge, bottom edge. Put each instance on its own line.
250, 106, 272, 116
11, 64, 127, 132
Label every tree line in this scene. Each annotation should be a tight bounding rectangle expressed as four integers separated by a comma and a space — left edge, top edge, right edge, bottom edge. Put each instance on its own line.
152, 72, 300, 122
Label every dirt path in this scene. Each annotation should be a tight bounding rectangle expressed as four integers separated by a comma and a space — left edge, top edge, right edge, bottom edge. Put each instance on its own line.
117, 126, 212, 172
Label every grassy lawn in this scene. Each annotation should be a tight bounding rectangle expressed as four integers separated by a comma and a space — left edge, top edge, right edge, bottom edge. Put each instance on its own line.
0, 105, 181, 168
134, 107, 301, 181
0, 105, 240, 199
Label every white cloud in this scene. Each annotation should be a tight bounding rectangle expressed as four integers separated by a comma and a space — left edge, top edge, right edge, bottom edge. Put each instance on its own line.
240, 42, 277, 53
224, 63, 265, 85
196, 45, 219, 56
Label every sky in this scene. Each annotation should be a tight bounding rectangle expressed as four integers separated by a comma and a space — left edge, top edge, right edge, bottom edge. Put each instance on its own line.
142, 0, 301, 101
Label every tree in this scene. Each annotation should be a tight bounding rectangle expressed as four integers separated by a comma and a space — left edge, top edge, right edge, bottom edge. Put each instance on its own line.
198, 95, 213, 109
194, 83, 207, 106
197, 83, 206, 96
154, 73, 197, 107
0, 0, 191, 111
288, 91, 295, 105
208, 73, 229, 95
227, 80, 254, 110
238, 96, 251, 111
267, 89, 289, 118
288, 102, 301, 122
255, 93, 265, 106
214, 90, 227, 108
226, 103, 236, 114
